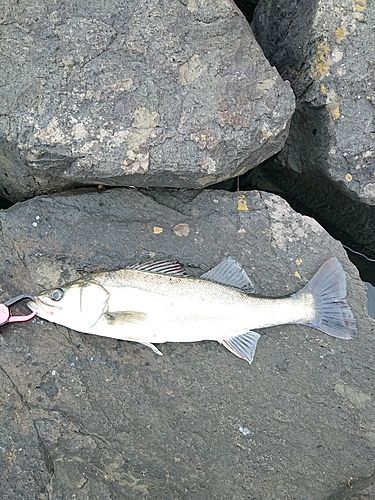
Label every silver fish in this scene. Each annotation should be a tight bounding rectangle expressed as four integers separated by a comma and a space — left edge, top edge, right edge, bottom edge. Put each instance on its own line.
27, 257, 356, 364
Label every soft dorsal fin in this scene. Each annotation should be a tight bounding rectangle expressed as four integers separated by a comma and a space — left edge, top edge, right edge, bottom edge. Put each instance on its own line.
201, 257, 255, 292
127, 259, 187, 276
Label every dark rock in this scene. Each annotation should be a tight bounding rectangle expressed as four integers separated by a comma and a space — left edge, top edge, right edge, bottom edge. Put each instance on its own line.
252, 0, 375, 255
0, 1, 294, 201
0, 188, 373, 498
233, 0, 260, 22
327, 472, 375, 500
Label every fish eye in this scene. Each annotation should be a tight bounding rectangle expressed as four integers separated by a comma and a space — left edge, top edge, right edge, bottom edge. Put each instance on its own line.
50, 288, 64, 301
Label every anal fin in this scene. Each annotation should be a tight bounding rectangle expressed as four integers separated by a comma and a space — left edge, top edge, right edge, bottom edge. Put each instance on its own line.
221, 331, 261, 364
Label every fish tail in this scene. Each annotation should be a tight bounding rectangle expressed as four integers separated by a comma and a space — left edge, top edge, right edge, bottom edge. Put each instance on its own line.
296, 258, 357, 340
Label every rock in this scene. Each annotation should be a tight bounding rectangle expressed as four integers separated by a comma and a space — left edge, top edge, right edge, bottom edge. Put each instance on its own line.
233, 0, 259, 21
0, 187, 373, 498
327, 473, 375, 500
0, 1, 294, 201
252, 0, 375, 256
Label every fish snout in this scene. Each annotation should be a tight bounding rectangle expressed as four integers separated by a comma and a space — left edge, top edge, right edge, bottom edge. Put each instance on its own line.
27, 298, 55, 317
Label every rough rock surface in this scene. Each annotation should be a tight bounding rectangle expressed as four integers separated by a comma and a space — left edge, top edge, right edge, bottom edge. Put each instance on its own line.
252, 0, 375, 254
0, 0, 294, 201
0, 188, 373, 499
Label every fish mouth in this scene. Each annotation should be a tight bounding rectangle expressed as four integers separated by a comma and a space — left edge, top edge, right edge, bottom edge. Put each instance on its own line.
27, 298, 56, 317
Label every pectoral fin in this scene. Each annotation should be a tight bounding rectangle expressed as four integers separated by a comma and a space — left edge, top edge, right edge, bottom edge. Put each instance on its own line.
138, 341, 163, 356
221, 330, 261, 364
102, 312, 163, 355
104, 311, 147, 325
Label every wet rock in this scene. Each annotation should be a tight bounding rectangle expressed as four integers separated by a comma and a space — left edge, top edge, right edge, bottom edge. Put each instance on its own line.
0, 1, 294, 201
0, 187, 373, 498
252, 0, 375, 256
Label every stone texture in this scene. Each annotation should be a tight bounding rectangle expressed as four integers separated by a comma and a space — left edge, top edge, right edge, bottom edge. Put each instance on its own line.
0, 0, 294, 201
233, 0, 259, 21
0, 187, 373, 499
252, 0, 375, 255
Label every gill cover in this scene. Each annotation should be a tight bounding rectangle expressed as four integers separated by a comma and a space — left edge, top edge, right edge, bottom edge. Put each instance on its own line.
79, 281, 110, 328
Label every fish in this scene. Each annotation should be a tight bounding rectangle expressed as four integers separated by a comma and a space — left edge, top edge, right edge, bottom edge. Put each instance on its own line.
27, 257, 357, 364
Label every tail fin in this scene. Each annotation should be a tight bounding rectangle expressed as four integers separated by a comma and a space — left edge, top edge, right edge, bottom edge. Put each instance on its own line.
296, 258, 357, 340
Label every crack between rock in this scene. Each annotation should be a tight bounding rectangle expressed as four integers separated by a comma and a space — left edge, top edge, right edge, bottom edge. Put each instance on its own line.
29, 404, 126, 461
140, 188, 201, 216
78, 32, 119, 71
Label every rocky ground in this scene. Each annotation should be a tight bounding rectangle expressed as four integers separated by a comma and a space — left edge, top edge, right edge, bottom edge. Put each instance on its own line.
0, 0, 294, 200
0, 188, 373, 499
251, 0, 375, 256
0, 0, 374, 498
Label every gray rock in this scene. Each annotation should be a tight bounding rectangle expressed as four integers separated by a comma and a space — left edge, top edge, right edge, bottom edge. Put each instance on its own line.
327, 473, 375, 500
0, 0, 294, 201
0, 187, 373, 499
252, 0, 375, 255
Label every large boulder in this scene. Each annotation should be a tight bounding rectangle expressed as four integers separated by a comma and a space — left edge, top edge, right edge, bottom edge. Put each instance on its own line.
0, 187, 373, 498
252, 0, 375, 256
0, 0, 294, 201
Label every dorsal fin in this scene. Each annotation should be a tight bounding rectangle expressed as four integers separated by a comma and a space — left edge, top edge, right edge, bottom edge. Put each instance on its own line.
127, 259, 187, 276
201, 257, 255, 292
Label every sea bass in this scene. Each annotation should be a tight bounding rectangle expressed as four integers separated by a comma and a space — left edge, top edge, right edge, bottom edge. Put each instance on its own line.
27, 257, 356, 364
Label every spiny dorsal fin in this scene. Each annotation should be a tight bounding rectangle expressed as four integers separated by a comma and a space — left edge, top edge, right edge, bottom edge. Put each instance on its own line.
221, 330, 261, 364
201, 257, 255, 292
128, 259, 187, 276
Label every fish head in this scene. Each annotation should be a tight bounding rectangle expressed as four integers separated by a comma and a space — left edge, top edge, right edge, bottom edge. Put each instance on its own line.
27, 280, 109, 330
